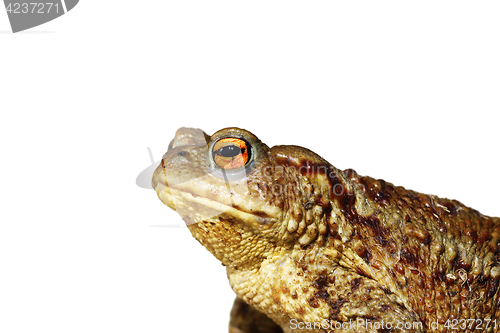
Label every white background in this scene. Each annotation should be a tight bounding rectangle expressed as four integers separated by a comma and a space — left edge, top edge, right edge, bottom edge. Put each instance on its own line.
1, 1, 499, 332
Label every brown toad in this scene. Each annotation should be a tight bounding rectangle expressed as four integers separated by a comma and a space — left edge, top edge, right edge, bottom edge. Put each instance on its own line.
152, 127, 500, 333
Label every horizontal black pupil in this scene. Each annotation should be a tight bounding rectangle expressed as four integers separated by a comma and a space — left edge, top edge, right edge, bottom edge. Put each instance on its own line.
216, 145, 245, 158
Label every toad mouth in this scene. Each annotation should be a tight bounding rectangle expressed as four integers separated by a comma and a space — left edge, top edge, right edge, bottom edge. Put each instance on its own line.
154, 182, 275, 226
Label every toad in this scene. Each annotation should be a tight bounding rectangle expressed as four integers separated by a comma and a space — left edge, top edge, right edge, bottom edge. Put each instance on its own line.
152, 127, 500, 332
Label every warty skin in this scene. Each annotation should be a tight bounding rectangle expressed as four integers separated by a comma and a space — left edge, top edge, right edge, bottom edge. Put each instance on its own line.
152, 127, 500, 333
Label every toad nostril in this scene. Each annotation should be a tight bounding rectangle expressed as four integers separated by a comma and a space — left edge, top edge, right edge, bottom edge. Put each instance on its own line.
178, 151, 187, 157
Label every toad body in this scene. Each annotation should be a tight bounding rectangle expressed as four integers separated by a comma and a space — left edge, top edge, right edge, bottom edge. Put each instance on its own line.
152, 127, 500, 333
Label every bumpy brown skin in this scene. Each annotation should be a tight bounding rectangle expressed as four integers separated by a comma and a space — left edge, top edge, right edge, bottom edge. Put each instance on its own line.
152, 127, 500, 333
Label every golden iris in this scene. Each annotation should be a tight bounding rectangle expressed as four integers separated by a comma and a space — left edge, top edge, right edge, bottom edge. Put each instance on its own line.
212, 138, 250, 170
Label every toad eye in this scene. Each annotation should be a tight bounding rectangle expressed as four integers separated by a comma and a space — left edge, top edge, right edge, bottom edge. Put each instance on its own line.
215, 145, 246, 158
212, 138, 251, 170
